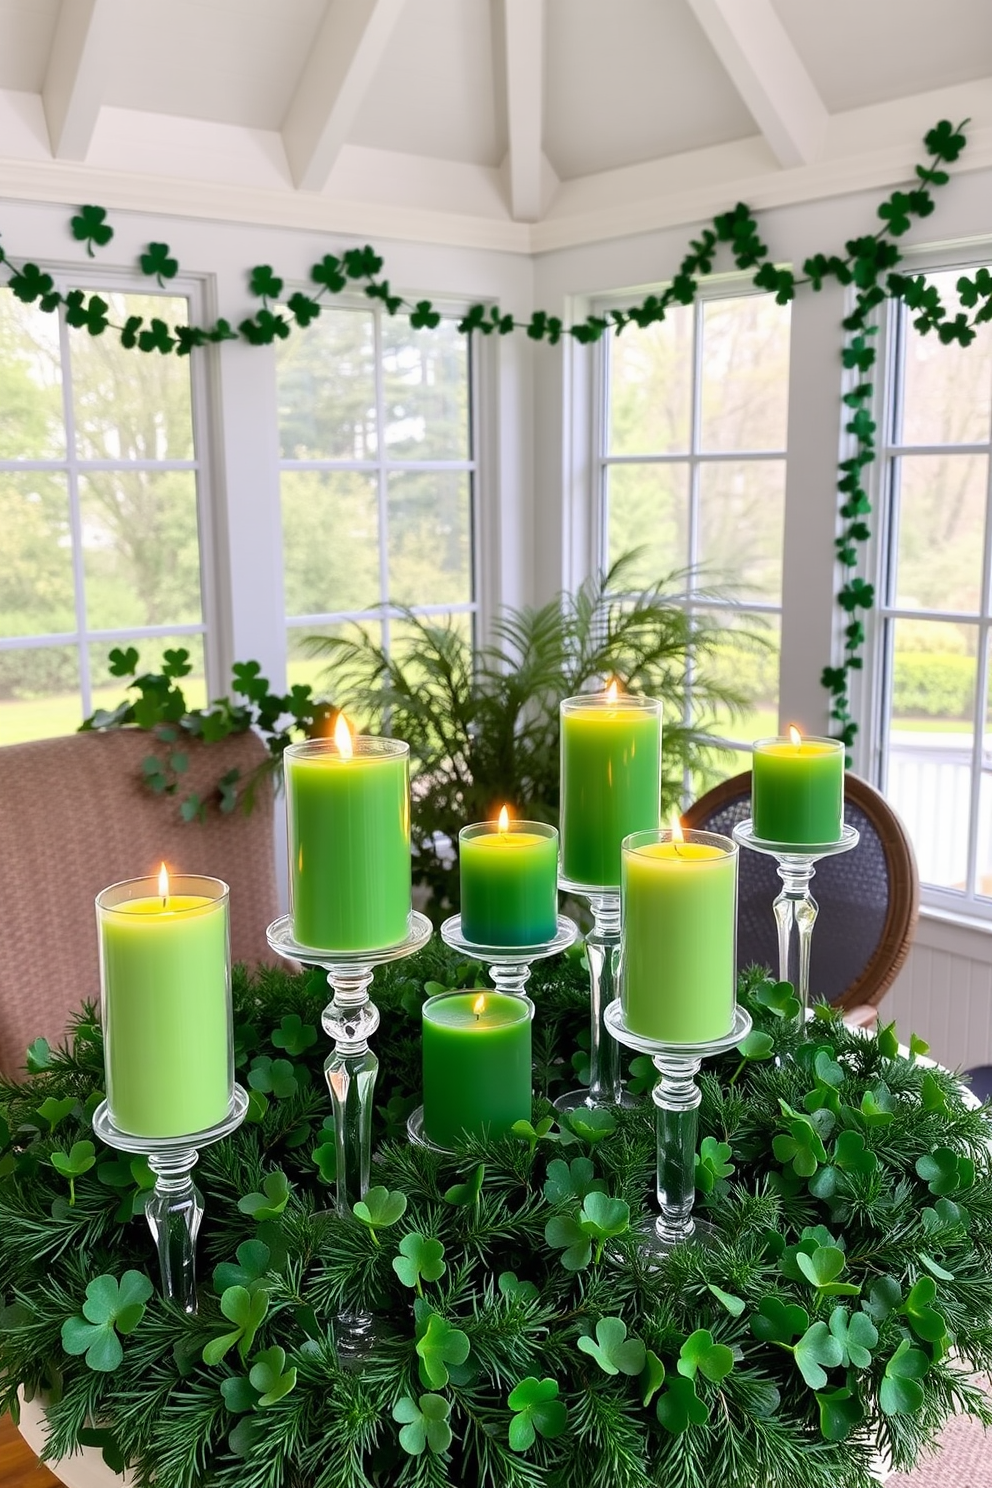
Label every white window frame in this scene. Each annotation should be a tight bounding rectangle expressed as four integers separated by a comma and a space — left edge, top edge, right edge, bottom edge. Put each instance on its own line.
280, 292, 482, 658
0, 263, 220, 720
862, 239, 992, 920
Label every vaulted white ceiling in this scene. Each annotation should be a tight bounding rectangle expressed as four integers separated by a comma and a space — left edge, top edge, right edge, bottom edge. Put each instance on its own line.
0, 0, 989, 252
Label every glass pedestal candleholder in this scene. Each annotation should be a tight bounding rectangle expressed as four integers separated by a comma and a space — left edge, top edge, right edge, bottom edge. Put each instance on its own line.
92, 1087, 248, 1313
267, 911, 432, 1363
732, 821, 859, 1023
554, 884, 634, 1112
439, 913, 578, 998
604, 1001, 751, 1257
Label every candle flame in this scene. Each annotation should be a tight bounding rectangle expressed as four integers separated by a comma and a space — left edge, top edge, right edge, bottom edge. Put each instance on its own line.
157, 862, 169, 903
473, 993, 486, 1018
670, 811, 684, 844
606, 678, 619, 703
498, 805, 510, 833
334, 712, 354, 760
789, 724, 802, 747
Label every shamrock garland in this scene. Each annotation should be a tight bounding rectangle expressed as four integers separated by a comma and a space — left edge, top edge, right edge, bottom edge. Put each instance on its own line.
3, 119, 991, 746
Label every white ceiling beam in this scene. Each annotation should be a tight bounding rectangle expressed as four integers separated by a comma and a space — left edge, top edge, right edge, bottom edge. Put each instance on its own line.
283, 0, 406, 193
501, 0, 545, 222
686, 0, 827, 168
43, 0, 113, 161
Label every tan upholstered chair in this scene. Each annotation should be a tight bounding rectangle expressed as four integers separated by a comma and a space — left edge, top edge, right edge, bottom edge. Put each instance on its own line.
0, 729, 279, 1076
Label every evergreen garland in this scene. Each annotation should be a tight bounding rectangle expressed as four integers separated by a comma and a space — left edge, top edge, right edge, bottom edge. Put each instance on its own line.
2, 950, 991, 1488
3, 121, 992, 746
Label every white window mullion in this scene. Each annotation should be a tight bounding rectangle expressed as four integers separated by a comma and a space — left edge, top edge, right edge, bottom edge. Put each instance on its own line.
56, 299, 91, 718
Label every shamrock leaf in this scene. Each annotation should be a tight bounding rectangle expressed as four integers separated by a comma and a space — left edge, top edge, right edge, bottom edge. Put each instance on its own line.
832, 1130, 877, 1174
311, 254, 347, 293
828, 1306, 877, 1368
796, 1245, 860, 1297
71, 205, 113, 255
751, 1295, 809, 1345
249, 1345, 297, 1406
794, 1321, 844, 1389
139, 242, 178, 285
248, 1055, 300, 1099
249, 264, 284, 300
213, 1240, 271, 1296
880, 1338, 929, 1415
392, 1232, 446, 1295
220, 1375, 260, 1414
677, 1329, 734, 1383
922, 1197, 970, 1236
656, 1375, 708, 1435
512, 1116, 559, 1154
577, 1316, 645, 1377
856, 1084, 896, 1127
202, 1285, 269, 1366
9, 263, 57, 306
415, 1310, 470, 1389
864, 1275, 903, 1322
238, 1170, 291, 1222
921, 1072, 949, 1112
270, 1013, 317, 1056
627, 1054, 656, 1095
393, 1393, 452, 1456
908, 1032, 930, 1061
916, 1147, 975, 1196
353, 1186, 408, 1240
37, 1096, 76, 1132
736, 1029, 775, 1063
813, 1049, 845, 1088
753, 979, 801, 1020
707, 1284, 745, 1318
901, 1275, 948, 1343
498, 1271, 539, 1304
816, 1385, 864, 1441
695, 1137, 734, 1195
562, 1108, 616, 1145
311, 1138, 337, 1185
25, 1037, 51, 1072
544, 1214, 592, 1271
50, 1139, 95, 1204
61, 1270, 153, 1372
773, 1109, 828, 1179
543, 1156, 605, 1205
444, 1163, 485, 1208
507, 1377, 567, 1451
640, 1349, 666, 1406
287, 292, 321, 327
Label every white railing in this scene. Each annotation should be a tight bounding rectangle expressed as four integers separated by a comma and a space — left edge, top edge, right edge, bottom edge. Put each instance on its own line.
886, 731, 990, 891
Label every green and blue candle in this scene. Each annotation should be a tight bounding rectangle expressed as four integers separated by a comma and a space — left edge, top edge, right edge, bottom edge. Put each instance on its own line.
459, 810, 558, 946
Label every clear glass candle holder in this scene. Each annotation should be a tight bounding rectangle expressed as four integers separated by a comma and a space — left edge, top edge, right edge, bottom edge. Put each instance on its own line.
97, 873, 233, 1140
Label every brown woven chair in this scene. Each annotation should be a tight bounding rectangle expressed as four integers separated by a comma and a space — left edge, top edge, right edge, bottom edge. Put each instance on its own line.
0, 729, 279, 1077
682, 770, 919, 1014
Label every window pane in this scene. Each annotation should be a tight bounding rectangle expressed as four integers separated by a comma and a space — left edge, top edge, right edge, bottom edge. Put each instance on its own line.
901, 272, 992, 447
382, 318, 469, 460
888, 617, 976, 890
89, 634, 206, 713
699, 296, 790, 451
694, 607, 780, 744
79, 470, 202, 630
0, 471, 75, 636
607, 307, 692, 455
698, 460, 785, 602
893, 454, 988, 613
0, 644, 79, 744
286, 622, 372, 699
0, 290, 64, 460
282, 470, 380, 618
977, 638, 992, 899
387, 470, 471, 606
70, 294, 193, 461
277, 307, 376, 461
606, 461, 689, 588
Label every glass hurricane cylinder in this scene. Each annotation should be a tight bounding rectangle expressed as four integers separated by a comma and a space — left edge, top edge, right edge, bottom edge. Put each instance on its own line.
752, 735, 844, 846
97, 874, 233, 1139
284, 736, 411, 952
459, 819, 559, 946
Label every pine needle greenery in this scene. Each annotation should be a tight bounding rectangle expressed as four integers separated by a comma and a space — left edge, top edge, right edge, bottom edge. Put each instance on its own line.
309, 555, 757, 913
2, 954, 991, 1488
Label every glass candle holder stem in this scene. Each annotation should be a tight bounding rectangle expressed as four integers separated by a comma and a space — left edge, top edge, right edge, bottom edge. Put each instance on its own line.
439, 913, 578, 1000
322, 964, 380, 1215
555, 892, 632, 1112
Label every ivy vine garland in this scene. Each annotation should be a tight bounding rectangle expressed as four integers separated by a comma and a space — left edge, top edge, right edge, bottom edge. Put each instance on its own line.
3, 118, 990, 745
1, 952, 991, 1488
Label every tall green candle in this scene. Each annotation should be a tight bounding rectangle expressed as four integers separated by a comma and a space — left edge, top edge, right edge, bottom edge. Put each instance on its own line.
459, 812, 559, 946
752, 730, 845, 845
560, 687, 662, 889
97, 871, 232, 1139
422, 991, 532, 1148
285, 725, 411, 952
620, 828, 737, 1043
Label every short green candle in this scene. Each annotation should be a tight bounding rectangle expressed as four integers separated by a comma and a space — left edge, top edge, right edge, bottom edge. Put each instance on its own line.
621, 830, 737, 1043
560, 689, 662, 889
752, 732, 845, 845
422, 991, 532, 1148
459, 815, 559, 946
285, 730, 411, 952
98, 873, 232, 1139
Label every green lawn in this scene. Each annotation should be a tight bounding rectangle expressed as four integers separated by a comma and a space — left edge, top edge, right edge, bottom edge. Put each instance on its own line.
0, 676, 207, 747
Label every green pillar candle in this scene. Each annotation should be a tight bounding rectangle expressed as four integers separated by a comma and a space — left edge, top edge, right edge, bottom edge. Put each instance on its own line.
752, 731, 845, 845
285, 726, 411, 952
620, 829, 737, 1043
459, 813, 559, 946
422, 991, 532, 1148
560, 687, 662, 889
97, 872, 232, 1139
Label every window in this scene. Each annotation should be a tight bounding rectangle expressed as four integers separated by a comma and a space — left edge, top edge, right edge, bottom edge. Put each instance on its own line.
875, 268, 992, 910
0, 284, 209, 744
596, 288, 790, 772
277, 304, 475, 687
